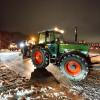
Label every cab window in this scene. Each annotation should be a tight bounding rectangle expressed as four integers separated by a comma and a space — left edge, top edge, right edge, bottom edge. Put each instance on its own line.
46, 31, 55, 43
39, 33, 45, 44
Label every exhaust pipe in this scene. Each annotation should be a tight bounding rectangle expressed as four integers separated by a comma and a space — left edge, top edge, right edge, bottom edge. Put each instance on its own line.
74, 26, 78, 42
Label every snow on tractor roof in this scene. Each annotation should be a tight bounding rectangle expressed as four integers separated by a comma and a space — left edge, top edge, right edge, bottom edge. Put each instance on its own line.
38, 27, 64, 34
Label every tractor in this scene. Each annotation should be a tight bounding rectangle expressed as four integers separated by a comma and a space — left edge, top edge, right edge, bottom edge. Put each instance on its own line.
31, 28, 91, 81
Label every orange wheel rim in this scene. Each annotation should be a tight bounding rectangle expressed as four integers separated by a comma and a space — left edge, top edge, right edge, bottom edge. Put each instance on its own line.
33, 51, 43, 64
65, 61, 81, 76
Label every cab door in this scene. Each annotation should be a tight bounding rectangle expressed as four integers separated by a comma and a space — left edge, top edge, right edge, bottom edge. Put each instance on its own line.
45, 31, 58, 58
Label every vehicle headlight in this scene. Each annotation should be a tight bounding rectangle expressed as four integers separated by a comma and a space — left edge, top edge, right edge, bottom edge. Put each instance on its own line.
20, 43, 25, 48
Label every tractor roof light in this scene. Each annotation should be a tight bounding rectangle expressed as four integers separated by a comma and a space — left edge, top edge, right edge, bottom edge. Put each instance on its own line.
54, 27, 64, 34
54, 27, 59, 31
60, 30, 64, 34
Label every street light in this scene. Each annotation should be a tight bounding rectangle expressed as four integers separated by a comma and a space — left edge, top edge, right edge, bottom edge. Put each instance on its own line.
29, 37, 36, 44
31, 37, 35, 42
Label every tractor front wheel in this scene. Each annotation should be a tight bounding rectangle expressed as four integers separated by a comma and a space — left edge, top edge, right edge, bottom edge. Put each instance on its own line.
59, 54, 89, 81
31, 47, 49, 68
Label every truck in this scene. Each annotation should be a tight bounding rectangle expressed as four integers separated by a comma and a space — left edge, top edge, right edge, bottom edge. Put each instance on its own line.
31, 28, 91, 81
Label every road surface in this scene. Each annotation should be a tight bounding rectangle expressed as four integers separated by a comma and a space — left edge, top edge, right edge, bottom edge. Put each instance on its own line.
0, 51, 100, 100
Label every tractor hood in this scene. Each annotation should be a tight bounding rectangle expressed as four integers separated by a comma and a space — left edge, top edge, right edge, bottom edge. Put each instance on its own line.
59, 43, 90, 56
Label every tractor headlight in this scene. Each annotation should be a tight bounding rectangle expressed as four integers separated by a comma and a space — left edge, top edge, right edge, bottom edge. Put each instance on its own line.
20, 42, 25, 48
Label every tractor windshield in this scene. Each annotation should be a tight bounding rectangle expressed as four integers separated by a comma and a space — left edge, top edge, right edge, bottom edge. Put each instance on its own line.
38, 31, 64, 44
55, 32, 64, 43
46, 31, 64, 43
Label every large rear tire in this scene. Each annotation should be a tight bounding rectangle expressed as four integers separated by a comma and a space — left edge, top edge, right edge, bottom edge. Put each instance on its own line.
59, 53, 89, 81
31, 47, 49, 68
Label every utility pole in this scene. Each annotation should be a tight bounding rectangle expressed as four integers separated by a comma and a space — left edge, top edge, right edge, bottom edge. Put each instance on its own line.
74, 26, 78, 42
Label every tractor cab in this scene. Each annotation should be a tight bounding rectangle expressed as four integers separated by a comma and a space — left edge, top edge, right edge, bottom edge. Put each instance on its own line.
38, 29, 64, 44
38, 29, 64, 58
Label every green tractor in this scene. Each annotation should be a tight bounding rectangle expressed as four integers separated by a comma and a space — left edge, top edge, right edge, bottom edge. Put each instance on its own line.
31, 28, 91, 81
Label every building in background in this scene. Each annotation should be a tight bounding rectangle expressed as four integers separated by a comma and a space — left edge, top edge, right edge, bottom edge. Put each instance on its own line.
0, 31, 27, 49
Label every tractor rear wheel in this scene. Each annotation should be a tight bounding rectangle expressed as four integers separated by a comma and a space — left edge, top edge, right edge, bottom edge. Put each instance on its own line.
31, 47, 49, 68
59, 53, 89, 81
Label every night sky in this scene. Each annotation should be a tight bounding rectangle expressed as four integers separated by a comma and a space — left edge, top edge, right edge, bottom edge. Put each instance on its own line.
0, 0, 100, 42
